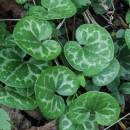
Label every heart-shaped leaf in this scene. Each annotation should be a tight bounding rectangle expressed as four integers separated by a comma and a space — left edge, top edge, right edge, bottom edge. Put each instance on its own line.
35, 66, 79, 119
0, 85, 37, 110
0, 108, 11, 130
29, 0, 76, 20
0, 46, 51, 88
64, 24, 114, 76
68, 91, 120, 126
92, 58, 120, 86
13, 16, 61, 60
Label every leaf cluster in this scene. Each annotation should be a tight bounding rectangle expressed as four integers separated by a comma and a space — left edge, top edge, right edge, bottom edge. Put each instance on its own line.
0, 0, 130, 129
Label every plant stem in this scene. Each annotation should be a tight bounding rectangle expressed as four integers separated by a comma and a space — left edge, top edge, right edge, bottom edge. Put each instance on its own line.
54, 58, 60, 65
56, 18, 66, 29
33, 0, 36, 5
104, 113, 130, 130
0, 19, 21, 21
82, 12, 90, 23
85, 10, 99, 25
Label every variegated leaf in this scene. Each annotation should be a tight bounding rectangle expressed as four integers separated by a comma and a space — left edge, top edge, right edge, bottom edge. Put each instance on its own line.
0, 46, 51, 88
64, 24, 114, 76
68, 91, 120, 126
0, 85, 37, 110
29, 0, 76, 20
35, 66, 79, 119
13, 16, 61, 61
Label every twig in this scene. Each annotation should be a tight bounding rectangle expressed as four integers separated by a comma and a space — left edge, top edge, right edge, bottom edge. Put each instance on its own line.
101, 14, 118, 29
49, 18, 65, 39
54, 58, 60, 65
32, 0, 36, 6
82, 12, 90, 23
52, 19, 66, 65
104, 113, 130, 130
0, 19, 21, 21
56, 18, 66, 29
85, 10, 99, 25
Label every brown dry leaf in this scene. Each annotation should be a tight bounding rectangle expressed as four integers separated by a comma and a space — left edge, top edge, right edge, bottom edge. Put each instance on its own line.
24, 109, 43, 121
27, 119, 58, 130
0, 0, 26, 18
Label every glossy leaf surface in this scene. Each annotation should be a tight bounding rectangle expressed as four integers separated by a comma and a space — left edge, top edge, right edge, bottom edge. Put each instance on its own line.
64, 24, 114, 76
35, 66, 79, 119
13, 16, 61, 60
0, 85, 37, 110
68, 91, 120, 126
0, 46, 51, 88
29, 0, 76, 20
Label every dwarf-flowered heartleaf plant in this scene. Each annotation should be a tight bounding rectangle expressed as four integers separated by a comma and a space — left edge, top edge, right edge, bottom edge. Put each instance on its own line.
0, 0, 127, 128
0, 46, 51, 88
64, 24, 114, 76
13, 16, 61, 61
29, 0, 76, 20
68, 91, 120, 126
35, 66, 79, 119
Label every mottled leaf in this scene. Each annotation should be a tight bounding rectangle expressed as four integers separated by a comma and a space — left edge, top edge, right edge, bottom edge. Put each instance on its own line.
64, 24, 114, 76
68, 91, 120, 126
35, 66, 79, 119
29, 0, 76, 20
13, 16, 61, 61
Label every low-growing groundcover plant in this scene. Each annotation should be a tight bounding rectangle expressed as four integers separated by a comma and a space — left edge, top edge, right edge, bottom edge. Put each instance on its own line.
1, 0, 130, 129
